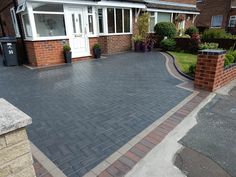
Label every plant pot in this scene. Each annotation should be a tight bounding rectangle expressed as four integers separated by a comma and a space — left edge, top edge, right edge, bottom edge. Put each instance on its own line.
134, 41, 141, 52
147, 42, 154, 52
64, 51, 72, 63
140, 42, 147, 52
93, 48, 101, 59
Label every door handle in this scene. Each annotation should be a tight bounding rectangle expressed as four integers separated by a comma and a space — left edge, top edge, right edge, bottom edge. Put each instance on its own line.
74, 34, 82, 37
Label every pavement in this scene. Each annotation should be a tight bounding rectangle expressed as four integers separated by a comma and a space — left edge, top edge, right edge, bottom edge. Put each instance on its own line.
178, 84, 236, 177
0, 52, 191, 177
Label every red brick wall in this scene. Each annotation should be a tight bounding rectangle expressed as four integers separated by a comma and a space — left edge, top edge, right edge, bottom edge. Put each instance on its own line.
89, 37, 99, 57
196, 0, 231, 29
99, 35, 132, 54
194, 51, 236, 91
25, 40, 66, 67
25, 37, 106, 67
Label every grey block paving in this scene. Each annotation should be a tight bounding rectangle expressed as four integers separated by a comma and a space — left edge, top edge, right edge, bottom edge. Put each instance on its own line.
0, 52, 190, 177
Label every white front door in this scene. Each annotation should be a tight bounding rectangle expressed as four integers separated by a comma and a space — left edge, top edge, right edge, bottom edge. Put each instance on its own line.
67, 7, 90, 58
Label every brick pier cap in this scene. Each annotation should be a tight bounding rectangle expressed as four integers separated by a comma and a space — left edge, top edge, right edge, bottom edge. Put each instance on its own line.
0, 98, 32, 135
198, 49, 226, 55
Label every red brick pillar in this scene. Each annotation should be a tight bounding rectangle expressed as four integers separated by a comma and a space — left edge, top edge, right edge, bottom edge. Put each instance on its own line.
194, 50, 226, 91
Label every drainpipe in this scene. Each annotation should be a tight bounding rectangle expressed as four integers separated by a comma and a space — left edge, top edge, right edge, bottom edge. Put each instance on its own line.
0, 15, 6, 36
12, 0, 29, 65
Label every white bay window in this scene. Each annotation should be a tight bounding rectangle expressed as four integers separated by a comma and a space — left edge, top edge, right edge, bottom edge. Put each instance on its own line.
32, 3, 66, 37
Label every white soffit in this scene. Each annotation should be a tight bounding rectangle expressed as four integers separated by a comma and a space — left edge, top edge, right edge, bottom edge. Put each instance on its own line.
27, 0, 146, 8
145, 0, 196, 8
147, 8, 200, 15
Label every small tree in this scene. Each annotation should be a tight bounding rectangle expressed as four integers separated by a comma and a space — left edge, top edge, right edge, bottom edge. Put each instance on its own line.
137, 12, 150, 40
154, 22, 177, 38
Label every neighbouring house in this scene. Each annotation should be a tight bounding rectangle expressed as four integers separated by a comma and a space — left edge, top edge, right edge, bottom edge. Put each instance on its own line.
146, 0, 199, 34
196, 0, 236, 34
0, 0, 199, 67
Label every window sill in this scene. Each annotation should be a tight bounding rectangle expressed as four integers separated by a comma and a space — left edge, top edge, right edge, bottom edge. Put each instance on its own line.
24, 36, 69, 41
98, 33, 132, 37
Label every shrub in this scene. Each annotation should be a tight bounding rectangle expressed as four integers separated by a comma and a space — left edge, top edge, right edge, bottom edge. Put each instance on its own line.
225, 53, 234, 66
199, 42, 219, 50
63, 45, 71, 52
231, 50, 236, 62
160, 38, 176, 51
188, 64, 196, 76
132, 35, 143, 42
202, 29, 236, 39
185, 26, 199, 37
154, 22, 177, 38
137, 12, 150, 39
177, 34, 191, 38
93, 43, 101, 49
190, 33, 201, 53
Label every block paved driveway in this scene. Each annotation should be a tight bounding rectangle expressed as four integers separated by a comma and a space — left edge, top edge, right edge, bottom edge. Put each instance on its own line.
0, 52, 191, 177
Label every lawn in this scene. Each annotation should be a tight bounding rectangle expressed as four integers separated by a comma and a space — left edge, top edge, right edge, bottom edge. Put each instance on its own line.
169, 52, 197, 75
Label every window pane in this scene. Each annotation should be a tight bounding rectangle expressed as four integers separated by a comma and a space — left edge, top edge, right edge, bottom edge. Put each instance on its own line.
88, 6, 92, 14
78, 14, 82, 33
72, 14, 76, 33
32, 3, 63, 12
116, 9, 123, 33
124, 9, 130, 33
88, 15, 94, 34
98, 9, 104, 33
157, 12, 171, 22
149, 16, 155, 32
211, 15, 223, 27
107, 8, 115, 33
34, 14, 66, 37
22, 14, 32, 37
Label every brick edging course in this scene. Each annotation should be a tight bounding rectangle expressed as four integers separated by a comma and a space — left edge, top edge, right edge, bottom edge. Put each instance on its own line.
97, 91, 210, 177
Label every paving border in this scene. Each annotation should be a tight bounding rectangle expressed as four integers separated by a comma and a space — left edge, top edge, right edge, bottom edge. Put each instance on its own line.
31, 142, 67, 177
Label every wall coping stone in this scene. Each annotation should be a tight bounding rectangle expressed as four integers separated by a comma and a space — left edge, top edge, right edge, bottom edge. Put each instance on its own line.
0, 98, 32, 135
198, 49, 226, 55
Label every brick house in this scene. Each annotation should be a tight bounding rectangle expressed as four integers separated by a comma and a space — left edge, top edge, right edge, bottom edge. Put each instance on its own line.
196, 0, 236, 34
0, 0, 198, 67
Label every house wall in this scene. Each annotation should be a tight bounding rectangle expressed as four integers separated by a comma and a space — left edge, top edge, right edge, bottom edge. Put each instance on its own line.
24, 35, 132, 67
228, 8, 236, 34
160, 0, 196, 5
196, 0, 231, 29
0, 0, 15, 37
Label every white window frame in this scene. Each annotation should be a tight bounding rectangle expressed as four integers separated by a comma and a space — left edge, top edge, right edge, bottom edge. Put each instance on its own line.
10, 7, 20, 37
97, 8, 106, 35
149, 11, 157, 33
23, 2, 68, 41
229, 15, 236, 27
86, 6, 98, 37
211, 15, 223, 28
101, 7, 132, 36
148, 11, 174, 33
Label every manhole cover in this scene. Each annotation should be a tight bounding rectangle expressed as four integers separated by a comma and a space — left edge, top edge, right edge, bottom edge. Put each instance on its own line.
230, 108, 236, 114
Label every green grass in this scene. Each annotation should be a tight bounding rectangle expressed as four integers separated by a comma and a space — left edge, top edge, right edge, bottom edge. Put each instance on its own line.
169, 51, 197, 74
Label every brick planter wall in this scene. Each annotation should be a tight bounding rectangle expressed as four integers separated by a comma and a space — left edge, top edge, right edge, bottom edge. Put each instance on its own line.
194, 49, 236, 91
